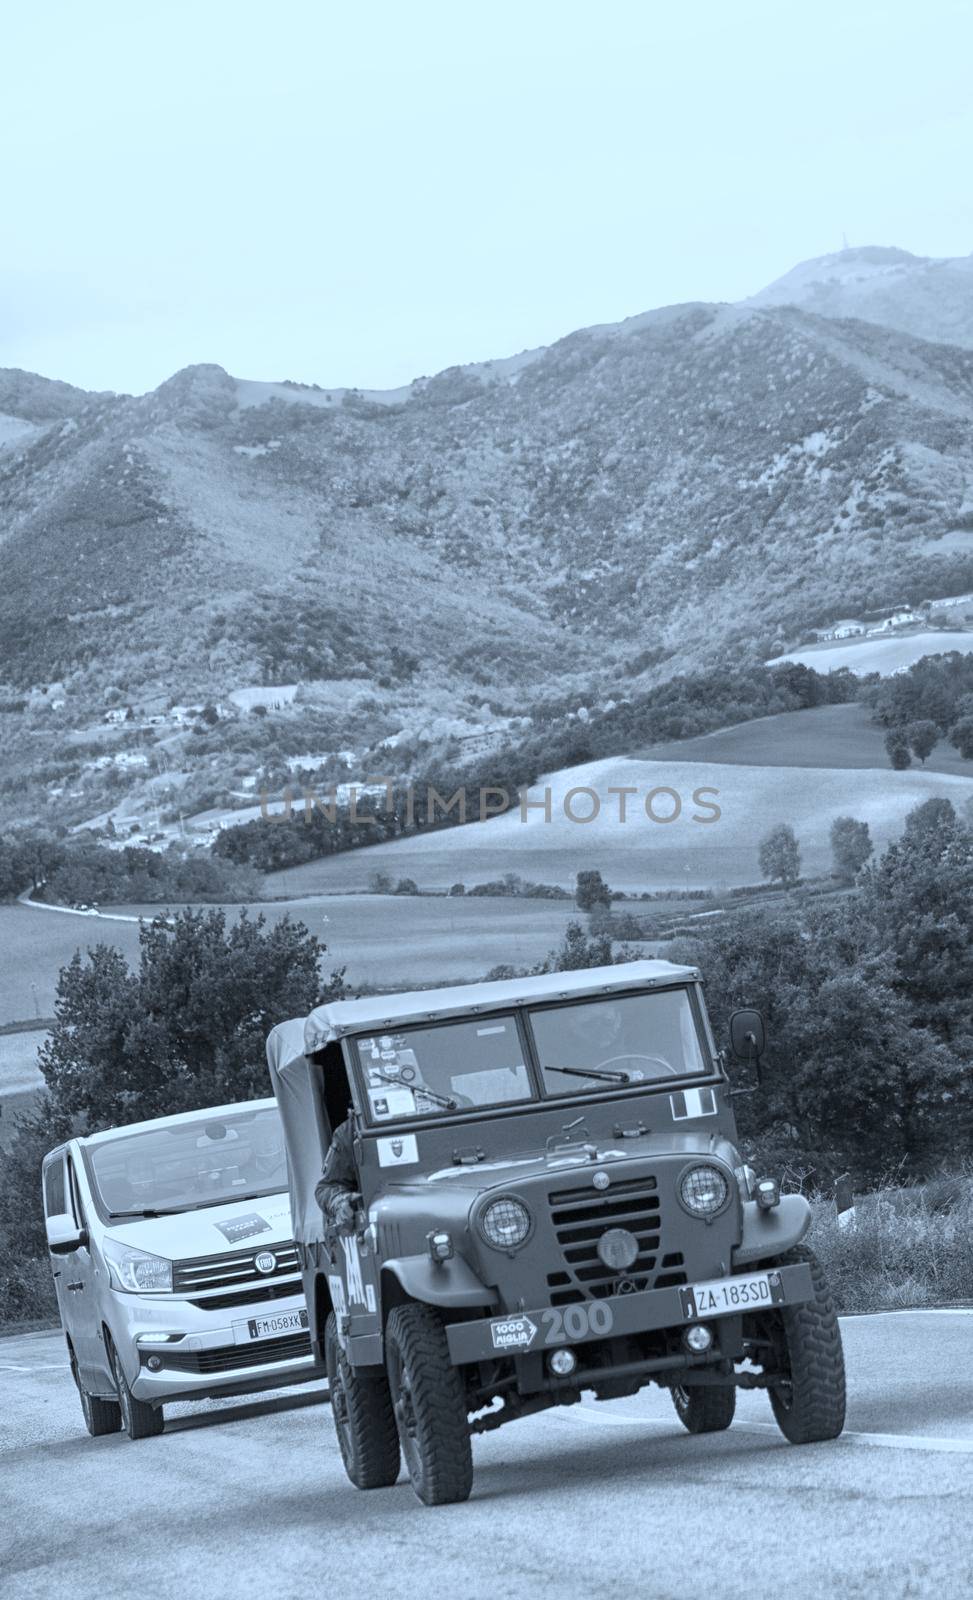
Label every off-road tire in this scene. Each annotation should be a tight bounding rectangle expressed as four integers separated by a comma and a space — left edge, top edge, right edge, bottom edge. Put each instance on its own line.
324, 1313, 400, 1490
671, 1381, 736, 1434
70, 1343, 121, 1438
385, 1303, 473, 1506
765, 1245, 846, 1444
108, 1337, 165, 1440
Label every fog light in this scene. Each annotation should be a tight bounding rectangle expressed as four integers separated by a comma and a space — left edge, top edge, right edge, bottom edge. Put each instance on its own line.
683, 1324, 713, 1353
548, 1347, 578, 1376
427, 1230, 454, 1263
755, 1178, 781, 1211
137, 1332, 177, 1343
146, 1356, 163, 1372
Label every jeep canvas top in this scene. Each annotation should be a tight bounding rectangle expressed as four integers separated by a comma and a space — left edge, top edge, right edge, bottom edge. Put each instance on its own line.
267, 959, 845, 1504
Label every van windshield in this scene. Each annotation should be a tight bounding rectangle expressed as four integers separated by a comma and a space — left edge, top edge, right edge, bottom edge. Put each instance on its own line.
86, 1107, 288, 1217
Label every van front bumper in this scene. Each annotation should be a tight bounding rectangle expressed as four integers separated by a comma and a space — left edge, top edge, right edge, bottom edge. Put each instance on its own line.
109, 1286, 320, 1403
445, 1260, 814, 1366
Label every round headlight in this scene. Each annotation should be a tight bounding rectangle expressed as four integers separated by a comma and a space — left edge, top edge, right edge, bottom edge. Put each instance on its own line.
479, 1196, 532, 1250
679, 1164, 730, 1218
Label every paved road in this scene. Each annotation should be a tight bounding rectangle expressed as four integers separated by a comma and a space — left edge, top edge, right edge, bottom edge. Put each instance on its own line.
2, 1313, 971, 1600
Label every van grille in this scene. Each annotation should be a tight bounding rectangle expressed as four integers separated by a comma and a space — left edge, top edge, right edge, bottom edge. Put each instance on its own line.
171, 1242, 301, 1299
148, 1332, 312, 1375
547, 1175, 685, 1301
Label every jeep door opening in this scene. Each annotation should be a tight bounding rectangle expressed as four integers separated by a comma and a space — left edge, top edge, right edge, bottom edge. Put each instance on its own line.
267, 959, 845, 1505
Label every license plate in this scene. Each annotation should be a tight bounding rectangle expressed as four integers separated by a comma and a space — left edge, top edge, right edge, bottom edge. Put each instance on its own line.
246, 1309, 308, 1340
679, 1270, 784, 1321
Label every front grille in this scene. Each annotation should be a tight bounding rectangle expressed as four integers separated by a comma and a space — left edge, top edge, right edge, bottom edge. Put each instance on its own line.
548, 1175, 686, 1301
172, 1242, 300, 1299
149, 1332, 312, 1375
187, 1279, 301, 1312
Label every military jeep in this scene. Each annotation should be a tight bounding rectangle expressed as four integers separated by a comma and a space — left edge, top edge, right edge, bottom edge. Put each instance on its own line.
267, 959, 845, 1505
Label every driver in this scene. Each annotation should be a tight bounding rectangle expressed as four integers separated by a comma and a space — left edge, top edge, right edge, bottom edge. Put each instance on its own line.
314, 1113, 361, 1237
568, 1004, 625, 1060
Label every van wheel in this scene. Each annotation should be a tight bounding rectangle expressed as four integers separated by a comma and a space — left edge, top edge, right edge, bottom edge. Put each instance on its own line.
764, 1245, 846, 1444
70, 1345, 121, 1437
108, 1338, 165, 1440
672, 1381, 736, 1433
325, 1314, 400, 1489
385, 1303, 473, 1506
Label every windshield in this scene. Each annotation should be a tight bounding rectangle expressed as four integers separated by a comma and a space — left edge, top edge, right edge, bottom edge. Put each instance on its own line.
530, 989, 708, 1095
355, 1015, 533, 1122
86, 1106, 288, 1217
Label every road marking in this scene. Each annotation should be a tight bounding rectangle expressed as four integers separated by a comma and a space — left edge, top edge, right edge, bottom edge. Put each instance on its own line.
845, 1308, 973, 1317
563, 1405, 973, 1454
0, 1363, 69, 1374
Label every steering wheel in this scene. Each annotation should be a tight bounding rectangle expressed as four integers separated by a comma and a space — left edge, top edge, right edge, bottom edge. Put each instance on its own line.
595, 1052, 679, 1077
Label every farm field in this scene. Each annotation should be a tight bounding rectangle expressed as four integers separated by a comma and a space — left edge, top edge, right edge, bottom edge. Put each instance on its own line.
262, 755, 973, 896
0, 894, 580, 1029
642, 701, 973, 775
767, 630, 973, 676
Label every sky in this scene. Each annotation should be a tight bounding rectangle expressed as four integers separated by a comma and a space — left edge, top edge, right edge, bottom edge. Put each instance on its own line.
3, 0, 972, 395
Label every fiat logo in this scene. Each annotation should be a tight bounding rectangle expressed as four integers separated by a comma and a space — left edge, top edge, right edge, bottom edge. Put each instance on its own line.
254, 1251, 277, 1275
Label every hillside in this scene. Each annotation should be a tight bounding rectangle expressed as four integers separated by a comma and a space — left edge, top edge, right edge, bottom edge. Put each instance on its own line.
748, 246, 973, 349
260, 754, 973, 895
4, 249, 973, 823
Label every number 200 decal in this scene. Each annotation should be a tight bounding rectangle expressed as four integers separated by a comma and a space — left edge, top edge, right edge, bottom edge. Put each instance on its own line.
541, 1301, 614, 1344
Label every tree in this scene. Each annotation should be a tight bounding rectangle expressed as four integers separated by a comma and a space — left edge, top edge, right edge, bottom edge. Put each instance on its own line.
393, 877, 419, 895
368, 870, 394, 894
829, 816, 873, 882
37, 908, 343, 1126
575, 869, 612, 912
758, 824, 801, 888
906, 719, 939, 765
949, 716, 973, 760
885, 730, 911, 770
545, 921, 614, 972
448, 883, 466, 896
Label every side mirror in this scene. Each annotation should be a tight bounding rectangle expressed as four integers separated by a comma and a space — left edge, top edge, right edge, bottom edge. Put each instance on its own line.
728, 1008, 766, 1090
45, 1212, 87, 1256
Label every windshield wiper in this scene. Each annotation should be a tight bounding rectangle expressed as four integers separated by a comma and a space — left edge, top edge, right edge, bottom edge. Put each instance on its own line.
546, 1065, 630, 1085
371, 1068, 456, 1110
107, 1205, 194, 1218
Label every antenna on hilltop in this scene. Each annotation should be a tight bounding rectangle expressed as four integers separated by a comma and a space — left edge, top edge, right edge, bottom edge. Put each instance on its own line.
842, 231, 850, 251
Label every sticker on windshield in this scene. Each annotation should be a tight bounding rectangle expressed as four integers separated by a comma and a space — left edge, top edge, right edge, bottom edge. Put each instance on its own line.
670, 1088, 718, 1120
377, 1134, 419, 1167
371, 1088, 416, 1120
214, 1212, 272, 1243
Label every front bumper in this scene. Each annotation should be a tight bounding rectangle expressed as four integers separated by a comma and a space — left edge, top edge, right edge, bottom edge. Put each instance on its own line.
445, 1260, 814, 1366
108, 1285, 319, 1402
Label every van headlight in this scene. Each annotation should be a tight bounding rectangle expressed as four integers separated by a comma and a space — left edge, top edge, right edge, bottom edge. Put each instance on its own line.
678, 1164, 730, 1218
477, 1196, 532, 1250
103, 1237, 173, 1294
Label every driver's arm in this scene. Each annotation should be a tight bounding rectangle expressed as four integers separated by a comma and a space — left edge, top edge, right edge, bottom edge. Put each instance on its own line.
314, 1119, 360, 1231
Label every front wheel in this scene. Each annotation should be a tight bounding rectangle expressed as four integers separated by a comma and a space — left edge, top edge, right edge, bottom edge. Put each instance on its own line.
108, 1339, 164, 1440
70, 1343, 121, 1438
763, 1245, 846, 1444
325, 1313, 400, 1489
385, 1303, 473, 1506
672, 1381, 736, 1434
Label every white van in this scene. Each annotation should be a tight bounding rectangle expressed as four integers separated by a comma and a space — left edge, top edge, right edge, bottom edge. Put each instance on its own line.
42, 1097, 321, 1439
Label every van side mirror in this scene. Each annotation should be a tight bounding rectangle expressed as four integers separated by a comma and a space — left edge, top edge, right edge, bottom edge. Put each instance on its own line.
728, 1009, 766, 1092
45, 1212, 87, 1255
